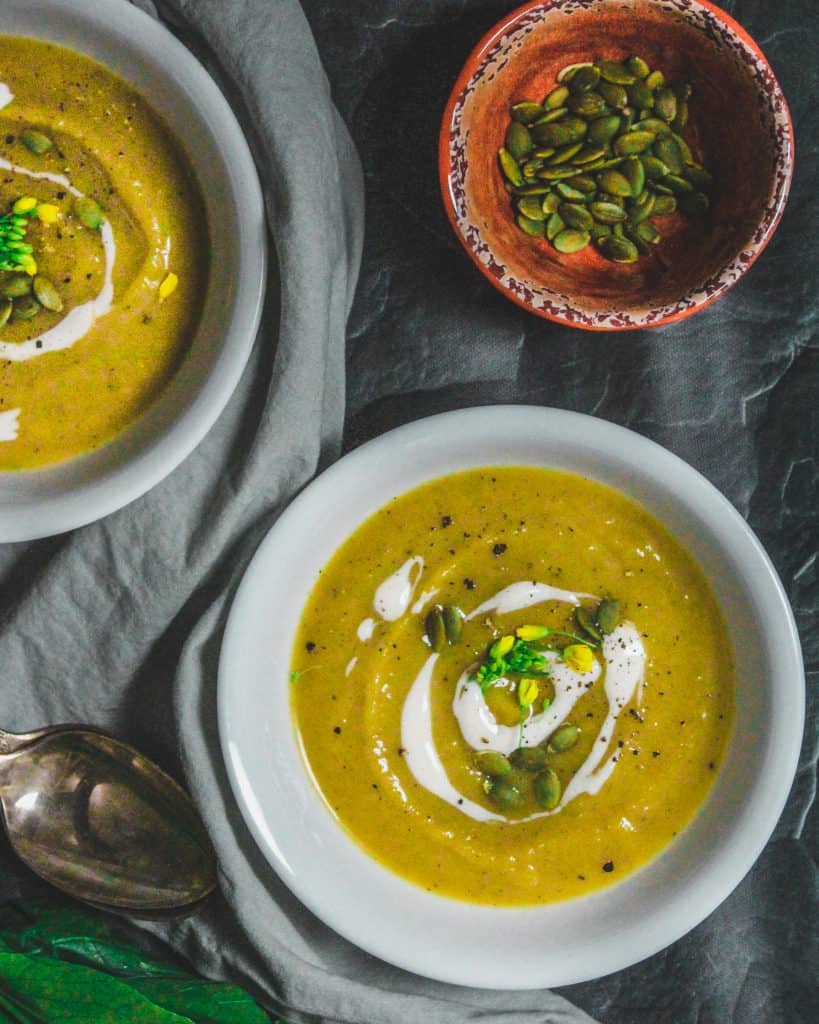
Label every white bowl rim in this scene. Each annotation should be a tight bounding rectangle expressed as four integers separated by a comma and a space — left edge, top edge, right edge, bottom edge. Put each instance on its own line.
0, 0, 266, 540
218, 406, 805, 989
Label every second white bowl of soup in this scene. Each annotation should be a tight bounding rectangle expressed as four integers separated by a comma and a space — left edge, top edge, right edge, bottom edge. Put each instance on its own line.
0, 0, 266, 539
219, 407, 803, 988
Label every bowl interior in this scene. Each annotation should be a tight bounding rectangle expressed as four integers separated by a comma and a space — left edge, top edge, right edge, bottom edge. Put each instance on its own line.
219, 407, 804, 989
442, 0, 791, 327
0, 0, 266, 539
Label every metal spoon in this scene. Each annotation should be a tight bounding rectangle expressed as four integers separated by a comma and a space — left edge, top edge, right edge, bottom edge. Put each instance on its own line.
0, 724, 217, 915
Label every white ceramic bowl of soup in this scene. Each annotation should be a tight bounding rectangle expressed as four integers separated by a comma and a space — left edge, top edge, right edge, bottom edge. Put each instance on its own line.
219, 405, 804, 989
0, 0, 266, 540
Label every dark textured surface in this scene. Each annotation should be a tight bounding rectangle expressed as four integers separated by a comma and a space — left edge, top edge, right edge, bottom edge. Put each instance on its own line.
297, 1, 818, 1021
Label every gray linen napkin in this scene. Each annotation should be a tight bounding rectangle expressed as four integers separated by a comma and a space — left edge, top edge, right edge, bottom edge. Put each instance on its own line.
0, 1, 598, 1021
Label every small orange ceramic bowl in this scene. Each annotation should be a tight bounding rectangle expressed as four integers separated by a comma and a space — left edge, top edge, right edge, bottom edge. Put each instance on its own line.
439, 0, 793, 330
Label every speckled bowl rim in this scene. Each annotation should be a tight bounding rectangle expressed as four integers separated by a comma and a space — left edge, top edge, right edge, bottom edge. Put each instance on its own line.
439, 0, 794, 331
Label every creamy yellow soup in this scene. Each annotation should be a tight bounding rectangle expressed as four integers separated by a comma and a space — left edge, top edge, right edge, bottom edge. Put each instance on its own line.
291, 468, 735, 905
0, 38, 209, 469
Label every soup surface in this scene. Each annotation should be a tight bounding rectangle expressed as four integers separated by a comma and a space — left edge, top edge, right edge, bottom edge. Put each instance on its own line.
0, 37, 208, 469
291, 468, 735, 905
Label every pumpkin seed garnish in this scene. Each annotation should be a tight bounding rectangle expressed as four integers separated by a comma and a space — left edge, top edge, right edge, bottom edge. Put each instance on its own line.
442, 604, 464, 644
575, 605, 602, 641
1, 273, 32, 298
596, 598, 621, 634
32, 275, 62, 312
484, 776, 525, 811
21, 129, 53, 155
474, 751, 512, 777
500, 54, 713, 261
0, 298, 11, 328
75, 197, 104, 230
534, 768, 561, 810
548, 723, 580, 753
510, 746, 548, 772
12, 294, 40, 320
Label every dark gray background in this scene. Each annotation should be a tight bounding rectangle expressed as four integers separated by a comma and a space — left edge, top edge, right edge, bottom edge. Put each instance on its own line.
297, 1, 817, 1021
0, 2, 815, 1022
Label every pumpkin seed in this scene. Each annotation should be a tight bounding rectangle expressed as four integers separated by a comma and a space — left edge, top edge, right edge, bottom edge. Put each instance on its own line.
665, 173, 694, 193
425, 606, 446, 652
533, 106, 569, 124
626, 80, 653, 109
600, 235, 639, 262
544, 85, 570, 109
598, 169, 633, 196
533, 147, 556, 159
599, 81, 628, 109
555, 182, 587, 201
614, 130, 655, 156
548, 141, 584, 165
568, 65, 601, 92
75, 197, 104, 229
628, 191, 656, 223
484, 776, 525, 811
596, 598, 621, 634
442, 604, 464, 644
640, 154, 669, 179
595, 156, 627, 169
537, 165, 583, 181
653, 135, 683, 174
553, 228, 590, 253
517, 212, 547, 236
548, 723, 580, 753
621, 155, 645, 197
511, 101, 545, 123
542, 192, 561, 213
590, 200, 627, 224
532, 123, 571, 148
567, 174, 597, 194
546, 212, 565, 241
598, 60, 635, 85
653, 182, 675, 195
613, 222, 626, 239
1, 273, 32, 298
568, 91, 607, 118
644, 70, 665, 91
653, 194, 677, 214
589, 222, 612, 242
557, 62, 594, 84
573, 145, 607, 166
622, 107, 636, 131
510, 746, 547, 772
588, 114, 621, 145
624, 224, 651, 256
12, 295, 40, 320
534, 768, 561, 810
522, 159, 544, 180
575, 605, 602, 641
561, 117, 589, 141
678, 190, 709, 217
21, 128, 52, 155
635, 117, 672, 135
511, 184, 550, 195
654, 87, 677, 123
671, 133, 694, 166
635, 219, 661, 243
32, 275, 62, 312
0, 298, 11, 328
671, 99, 688, 131
475, 751, 512, 777
559, 203, 594, 231
517, 196, 545, 220
626, 55, 650, 79
505, 121, 533, 159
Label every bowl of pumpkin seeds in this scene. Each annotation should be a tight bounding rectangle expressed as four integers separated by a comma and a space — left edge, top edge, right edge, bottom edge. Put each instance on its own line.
440, 0, 793, 330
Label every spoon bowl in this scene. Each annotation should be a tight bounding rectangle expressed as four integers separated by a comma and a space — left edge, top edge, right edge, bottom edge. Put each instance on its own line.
0, 725, 217, 914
